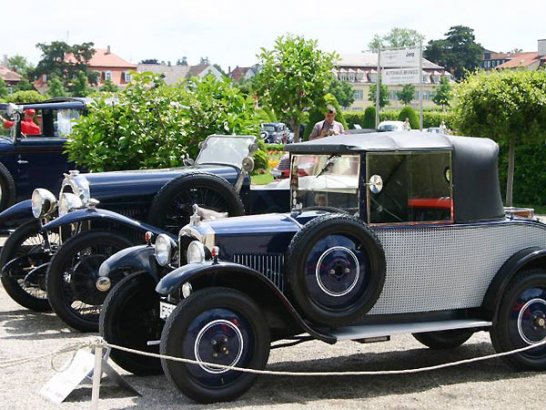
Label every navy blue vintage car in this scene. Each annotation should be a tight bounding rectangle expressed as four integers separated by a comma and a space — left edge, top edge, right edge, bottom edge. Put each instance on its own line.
0, 99, 87, 213
0, 134, 288, 332
100, 131, 546, 403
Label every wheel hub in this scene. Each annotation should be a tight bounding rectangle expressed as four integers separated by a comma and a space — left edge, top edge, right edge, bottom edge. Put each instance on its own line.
69, 254, 109, 305
95, 276, 111, 292
316, 246, 360, 297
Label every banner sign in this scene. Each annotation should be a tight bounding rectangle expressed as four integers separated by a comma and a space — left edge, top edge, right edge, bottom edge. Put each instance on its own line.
381, 48, 420, 67
382, 68, 420, 85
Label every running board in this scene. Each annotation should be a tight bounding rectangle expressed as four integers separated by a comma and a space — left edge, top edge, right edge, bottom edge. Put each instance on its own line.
330, 319, 492, 341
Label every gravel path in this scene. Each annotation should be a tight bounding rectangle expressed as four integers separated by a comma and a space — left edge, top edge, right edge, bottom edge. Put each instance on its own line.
1, 286, 545, 409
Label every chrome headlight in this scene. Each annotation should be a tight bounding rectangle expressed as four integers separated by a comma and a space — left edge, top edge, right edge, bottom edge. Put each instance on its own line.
31, 188, 57, 219
155, 234, 174, 267
187, 241, 206, 264
58, 193, 83, 217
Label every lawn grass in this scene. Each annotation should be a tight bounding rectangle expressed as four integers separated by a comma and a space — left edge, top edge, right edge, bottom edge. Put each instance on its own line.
251, 172, 274, 185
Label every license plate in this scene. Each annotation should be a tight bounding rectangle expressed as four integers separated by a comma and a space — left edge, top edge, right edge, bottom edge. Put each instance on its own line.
159, 301, 176, 320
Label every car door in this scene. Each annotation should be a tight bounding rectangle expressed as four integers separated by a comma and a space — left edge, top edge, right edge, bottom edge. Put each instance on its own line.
14, 107, 80, 199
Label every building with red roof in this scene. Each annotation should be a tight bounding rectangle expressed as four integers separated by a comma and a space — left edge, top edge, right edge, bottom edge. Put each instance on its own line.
496, 40, 546, 70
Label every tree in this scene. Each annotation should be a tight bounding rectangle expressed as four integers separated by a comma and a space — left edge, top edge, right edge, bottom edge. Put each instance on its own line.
15, 79, 35, 91
139, 59, 159, 64
432, 76, 453, 110
176, 57, 188, 66
0, 78, 8, 99
7, 55, 34, 77
199, 56, 210, 65
254, 34, 337, 142
70, 71, 92, 96
454, 70, 546, 206
396, 84, 415, 105
369, 28, 425, 50
48, 75, 68, 97
424, 26, 482, 80
34, 41, 96, 90
328, 78, 355, 108
363, 106, 376, 128
99, 79, 119, 92
368, 84, 389, 108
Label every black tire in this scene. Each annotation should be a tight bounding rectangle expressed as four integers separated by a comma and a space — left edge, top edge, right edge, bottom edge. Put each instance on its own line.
147, 172, 245, 234
100, 272, 163, 375
286, 214, 386, 327
490, 268, 546, 370
47, 230, 133, 332
0, 162, 16, 211
161, 287, 270, 403
413, 329, 474, 349
0, 219, 53, 311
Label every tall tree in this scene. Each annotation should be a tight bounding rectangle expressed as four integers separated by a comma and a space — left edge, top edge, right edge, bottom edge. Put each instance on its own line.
7, 55, 34, 77
432, 76, 453, 110
369, 28, 425, 50
0, 78, 8, 99
254, 34, 337, 142
140, 59, 159, 64
199, 56, 210, 65
368, 84, 389, 108
47, 75, 68, 97
396, 84, 415, 105
176, 57, 188, 66
424, 26, 482, 80
34, 41, 96, 90
328, 78, 355, 108
70, 71, 92, 96
454, 70, 546, 206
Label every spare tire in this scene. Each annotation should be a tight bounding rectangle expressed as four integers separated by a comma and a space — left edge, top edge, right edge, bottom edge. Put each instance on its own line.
147, 172, 245, 233
285, 214, 385, 327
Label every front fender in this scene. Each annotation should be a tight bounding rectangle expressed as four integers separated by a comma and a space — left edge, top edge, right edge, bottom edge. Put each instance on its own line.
482, 246, 546, 318
156, 261, 336, 344
42, 208, 170, 236
98, 244, 160, 281
0, 199, 33, 232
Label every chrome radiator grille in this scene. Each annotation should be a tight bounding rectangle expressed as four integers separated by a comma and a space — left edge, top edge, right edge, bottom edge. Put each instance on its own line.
231, 253, 284, 290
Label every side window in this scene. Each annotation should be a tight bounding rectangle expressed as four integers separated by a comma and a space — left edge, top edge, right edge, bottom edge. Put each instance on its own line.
53, 109, 81, 137
367, 152, 452, 224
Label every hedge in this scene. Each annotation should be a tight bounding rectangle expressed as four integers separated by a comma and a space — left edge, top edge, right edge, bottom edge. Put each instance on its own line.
343, 109, 454, 129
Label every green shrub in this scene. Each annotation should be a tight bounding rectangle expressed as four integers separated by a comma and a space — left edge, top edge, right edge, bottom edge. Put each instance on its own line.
363, 107, 376, 128
6, 90, 46, 104
398, 106, 419, 129
379, 110, 400, 121
344, 113, 363, 129
265, 143, 285, 151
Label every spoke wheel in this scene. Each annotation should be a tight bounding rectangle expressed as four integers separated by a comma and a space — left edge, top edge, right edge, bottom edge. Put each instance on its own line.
490, 268, 546, 370
100, 272, 164, 375
1, 220, 59, 311
161, 287, 270, 404
47, 230, 133, 332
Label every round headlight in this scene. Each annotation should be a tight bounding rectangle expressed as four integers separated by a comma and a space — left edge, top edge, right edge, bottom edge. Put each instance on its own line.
187, 241, 206, 264
155, 234, 173, 267
58, 193, 83, 217
31, 188, 57, 219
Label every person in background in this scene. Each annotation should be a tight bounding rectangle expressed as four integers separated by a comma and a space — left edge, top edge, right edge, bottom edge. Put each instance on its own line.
439, 120, 447, 134
403, 117, 411, 131
1, 109, 41, 135
309, 105, 344, 140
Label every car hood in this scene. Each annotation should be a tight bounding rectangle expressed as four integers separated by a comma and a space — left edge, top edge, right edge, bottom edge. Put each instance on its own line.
85, 164, 240, 201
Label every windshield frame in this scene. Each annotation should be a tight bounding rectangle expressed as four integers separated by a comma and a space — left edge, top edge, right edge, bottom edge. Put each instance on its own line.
195, 135, 256, 169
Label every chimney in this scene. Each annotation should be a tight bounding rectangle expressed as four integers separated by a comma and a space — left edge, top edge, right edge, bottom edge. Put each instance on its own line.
538, 39, 546, 57
2, 55, 7, 66
228, 66, 231, 74
106, 45, 111, 55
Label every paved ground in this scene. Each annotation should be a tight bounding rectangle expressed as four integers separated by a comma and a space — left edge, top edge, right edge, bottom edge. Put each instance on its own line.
1, 286, 545, 410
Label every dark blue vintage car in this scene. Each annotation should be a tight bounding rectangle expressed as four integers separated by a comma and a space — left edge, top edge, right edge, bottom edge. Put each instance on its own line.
0, 135, 288, 332
100, 131, 546, 403
0, 99, 87, 213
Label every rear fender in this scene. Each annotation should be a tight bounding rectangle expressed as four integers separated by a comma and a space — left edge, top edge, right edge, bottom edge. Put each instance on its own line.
98, 244, 162, 281
156, 261, 336, 344
482, 247, 546, 319
41, 208, 170, 237
2, 252, 50, 277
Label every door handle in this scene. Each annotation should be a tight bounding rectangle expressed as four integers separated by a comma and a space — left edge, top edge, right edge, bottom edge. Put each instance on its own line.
17, 159, 29, 164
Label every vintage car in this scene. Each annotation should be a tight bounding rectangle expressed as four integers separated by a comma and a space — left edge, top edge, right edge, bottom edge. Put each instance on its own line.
0, 135, 288, 331
100, 131, 546, 403
0, 99, 87, 213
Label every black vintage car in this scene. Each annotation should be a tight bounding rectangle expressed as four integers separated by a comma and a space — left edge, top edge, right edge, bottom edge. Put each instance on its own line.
0, 135, 288, 331
101, 131, 546, 403
0, 99, 87, 213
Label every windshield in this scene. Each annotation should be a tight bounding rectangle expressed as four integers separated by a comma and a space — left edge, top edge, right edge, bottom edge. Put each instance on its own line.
290, 154, 360, 211
0, 107, 15, 139
195, 135, 256, 168
262, 125, 276, 132
377, 124, 400, 132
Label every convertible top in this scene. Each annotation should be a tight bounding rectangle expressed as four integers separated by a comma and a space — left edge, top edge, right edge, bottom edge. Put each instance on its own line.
287, 132, 505, 223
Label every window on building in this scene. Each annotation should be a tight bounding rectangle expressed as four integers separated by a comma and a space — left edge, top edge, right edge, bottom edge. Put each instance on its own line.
354, 90, 364, 100
122, 71, 132, 83
103, 71, 112, 82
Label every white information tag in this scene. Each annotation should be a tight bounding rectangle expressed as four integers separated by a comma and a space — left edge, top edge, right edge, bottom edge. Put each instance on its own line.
159, 301, 176, 320
40, 350, 95, 404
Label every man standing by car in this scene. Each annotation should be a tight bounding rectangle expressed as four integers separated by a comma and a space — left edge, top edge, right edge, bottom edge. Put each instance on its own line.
309, 106, 344, 140
2, 109, 41, 135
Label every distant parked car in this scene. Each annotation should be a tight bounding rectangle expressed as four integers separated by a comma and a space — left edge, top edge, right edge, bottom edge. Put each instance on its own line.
0, 99, 87, 214
426, 127, 446, 134
377, 121, 405, 132
260, 122, 289, 144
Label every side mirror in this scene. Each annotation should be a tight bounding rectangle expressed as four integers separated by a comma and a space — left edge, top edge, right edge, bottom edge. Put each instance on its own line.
241, 156, 255, 173
198, 141, 206, 150
367, 175, 383, 194
183, 157, 195, 167
249, 143, 259, 153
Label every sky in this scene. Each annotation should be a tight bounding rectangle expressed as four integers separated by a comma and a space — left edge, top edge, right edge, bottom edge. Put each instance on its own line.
1, 0, 545, 70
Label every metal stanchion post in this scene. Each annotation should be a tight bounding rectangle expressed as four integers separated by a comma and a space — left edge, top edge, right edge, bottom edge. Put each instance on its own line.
91, 344, 103, 410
